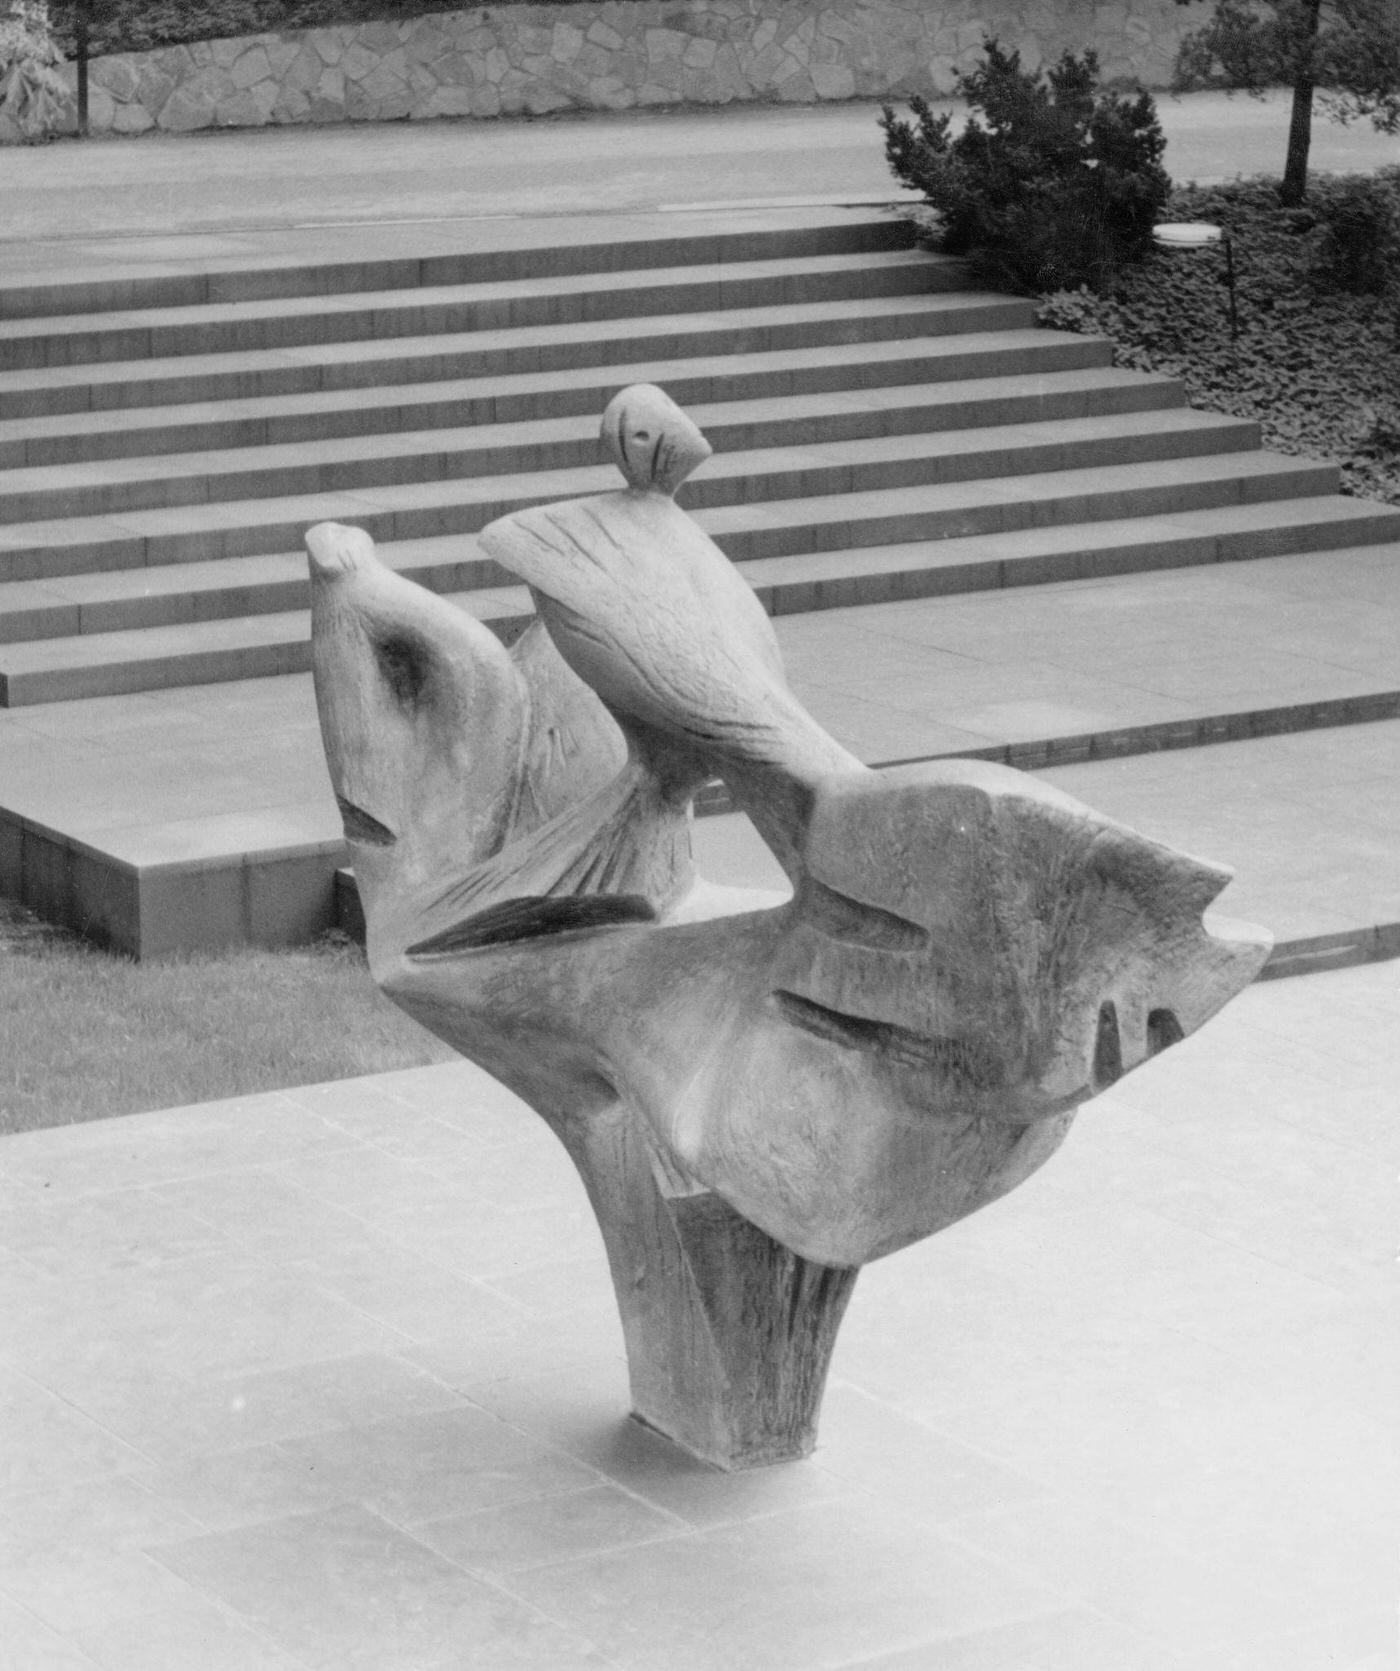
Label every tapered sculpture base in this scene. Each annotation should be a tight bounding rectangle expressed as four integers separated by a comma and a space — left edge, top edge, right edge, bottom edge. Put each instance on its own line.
557, 1107, 858, 1470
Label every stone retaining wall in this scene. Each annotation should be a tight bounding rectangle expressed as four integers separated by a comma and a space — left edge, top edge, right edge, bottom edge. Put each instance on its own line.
58, 0, 1194, 135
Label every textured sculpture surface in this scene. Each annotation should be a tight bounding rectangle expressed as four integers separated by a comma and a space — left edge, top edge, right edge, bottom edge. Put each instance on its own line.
306, 384, 1272, 1468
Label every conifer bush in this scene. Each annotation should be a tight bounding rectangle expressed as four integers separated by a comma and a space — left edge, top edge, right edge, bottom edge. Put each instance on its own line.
880, 43, 1171, 295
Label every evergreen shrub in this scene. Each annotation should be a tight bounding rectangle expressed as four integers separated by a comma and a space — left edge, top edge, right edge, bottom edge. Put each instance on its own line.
880, 42, 1171, 295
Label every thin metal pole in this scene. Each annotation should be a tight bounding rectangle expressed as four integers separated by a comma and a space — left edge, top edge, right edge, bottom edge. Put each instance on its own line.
1223, 234, 1239, 340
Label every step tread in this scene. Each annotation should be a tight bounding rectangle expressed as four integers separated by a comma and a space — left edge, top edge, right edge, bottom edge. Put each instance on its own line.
0, 250, 938, 343
0, 403, 1247, 501
5, 531, 1397, 680
5, 492, 1391, 629
0, 444, 1329, 561
0, 210, 923, 318
742, 497, 1400, 584
698, 450, 1341, 533
0, 444, 1321, 556
0, 294, 1038, 400
0, 364, 1172, 461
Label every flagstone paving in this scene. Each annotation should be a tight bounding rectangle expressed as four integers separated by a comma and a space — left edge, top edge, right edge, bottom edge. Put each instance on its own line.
0, 959, 1394, 1670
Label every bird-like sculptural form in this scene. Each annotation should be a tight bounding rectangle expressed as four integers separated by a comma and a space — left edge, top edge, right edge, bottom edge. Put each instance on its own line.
306, 385, 1272, 1470
482, 384, 865, 882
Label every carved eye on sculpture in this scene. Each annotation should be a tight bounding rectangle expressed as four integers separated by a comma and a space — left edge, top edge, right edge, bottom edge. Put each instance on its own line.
372, 631, 430, 710
601, 383, 712, 495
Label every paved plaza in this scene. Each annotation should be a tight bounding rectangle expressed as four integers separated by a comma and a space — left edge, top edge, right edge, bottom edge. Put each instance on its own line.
2, 88, 1397, 1671
0, 954, 1394, 1670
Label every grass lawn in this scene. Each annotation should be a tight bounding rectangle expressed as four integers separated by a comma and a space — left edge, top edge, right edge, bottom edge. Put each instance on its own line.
0, 899, 453, 1137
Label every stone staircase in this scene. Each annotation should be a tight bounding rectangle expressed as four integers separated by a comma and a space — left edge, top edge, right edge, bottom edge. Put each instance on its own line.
3, 215, 1394, 707
0, 209, 1396, 956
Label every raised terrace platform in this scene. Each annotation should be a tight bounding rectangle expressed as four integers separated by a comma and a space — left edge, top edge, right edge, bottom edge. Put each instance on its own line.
0, 205, 1397, 963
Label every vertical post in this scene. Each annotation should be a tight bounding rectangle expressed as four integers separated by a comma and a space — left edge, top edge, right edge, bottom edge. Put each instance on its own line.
74, 0, 88, 135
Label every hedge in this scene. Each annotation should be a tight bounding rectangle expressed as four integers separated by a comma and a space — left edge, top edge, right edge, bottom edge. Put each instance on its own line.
47, 0, 502, 59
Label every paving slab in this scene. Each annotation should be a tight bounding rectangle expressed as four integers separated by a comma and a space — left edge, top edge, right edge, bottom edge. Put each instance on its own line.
0, 961, 1393, 1669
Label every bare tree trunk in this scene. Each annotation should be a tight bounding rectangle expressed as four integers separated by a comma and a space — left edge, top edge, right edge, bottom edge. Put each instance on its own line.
1281, 0, 1323, 205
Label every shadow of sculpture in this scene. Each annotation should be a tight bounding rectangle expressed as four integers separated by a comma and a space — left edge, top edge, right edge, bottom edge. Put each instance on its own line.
305, 383, 1272, 1470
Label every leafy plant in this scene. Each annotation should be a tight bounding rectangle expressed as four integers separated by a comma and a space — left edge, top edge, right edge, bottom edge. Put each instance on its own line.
1173, 0, 1400, 204
1309, 167, 1400, 290
0, 0, 72, 140
47, 0, 457, 58
880, 43, 1171, 295
1037, 175, 1400, 504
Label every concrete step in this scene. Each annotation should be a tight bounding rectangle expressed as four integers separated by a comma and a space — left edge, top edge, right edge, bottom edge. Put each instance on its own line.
14, 587, 1400, 726
0, 425, 1302, 583
0, 360, 1164, 471
11, 547, 1400, 720
3, 547, 1395, 960
2, 492, 1388, 648
0, 211, 921, 321
744, 495, 1400, 613
0, 294, 1041, 420
0, 249, 954, 371
6, 475, 1394, 706
0, 400, 1244, 526
1, 204, 1391, 974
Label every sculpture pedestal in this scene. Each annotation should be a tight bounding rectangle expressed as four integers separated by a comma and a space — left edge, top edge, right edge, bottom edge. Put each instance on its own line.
558, 1108, 858, 1470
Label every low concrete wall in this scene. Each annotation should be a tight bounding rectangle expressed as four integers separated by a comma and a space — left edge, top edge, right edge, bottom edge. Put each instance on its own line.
64, 0, 1194, 135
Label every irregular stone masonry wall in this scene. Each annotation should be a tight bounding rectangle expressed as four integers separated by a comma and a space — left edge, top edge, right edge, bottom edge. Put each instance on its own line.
57, 0, 1194, 134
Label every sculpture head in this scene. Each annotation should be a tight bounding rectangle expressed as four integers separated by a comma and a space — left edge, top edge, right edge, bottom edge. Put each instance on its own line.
601, 383, 712, 495
305, 521, 624, 958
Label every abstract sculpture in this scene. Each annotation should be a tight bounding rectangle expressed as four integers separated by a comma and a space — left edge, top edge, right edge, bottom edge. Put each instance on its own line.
306, 385, 1272, 1470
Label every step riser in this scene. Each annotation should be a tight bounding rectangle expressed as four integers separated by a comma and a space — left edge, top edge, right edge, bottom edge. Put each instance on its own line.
1, 553, 490, 641
712, 464, 1342, 565
0, 417, 1269, 568
755, 510, 1400, 613
0, 640, 312, 705
4, 261, 955, 373
0, 218, 921, 321
0, 401, 1233, 525
0, 457, 1336, 583
0, 301, 1042, 420
13, 498, 1395, 647
4, 356, 1159, 468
